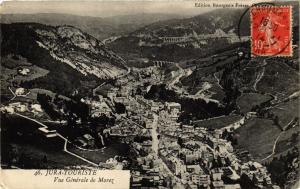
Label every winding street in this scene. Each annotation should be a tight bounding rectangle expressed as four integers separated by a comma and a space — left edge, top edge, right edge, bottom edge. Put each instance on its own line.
253, 67, 265, 92
169, 64, 222, 105
253, 58, 273, 92
8, 87, 31, 101
151, 112, 182, 183
151, 114, 159, 156
261, 132, 284, 162
168, 63, 185, 92
92, 67, 131, 96
214, 72, 223, 89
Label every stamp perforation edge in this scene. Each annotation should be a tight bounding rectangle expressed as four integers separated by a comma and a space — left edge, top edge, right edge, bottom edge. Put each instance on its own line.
250, 5, 293, 57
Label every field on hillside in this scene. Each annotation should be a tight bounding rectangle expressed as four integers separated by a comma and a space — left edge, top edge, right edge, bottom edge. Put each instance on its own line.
275, 126, 299, 156
268, 99, 299, 126
235, 117, 282, 161
236, 61, 264, 92
193, 114, 242, 129
1, 114, 90, 168
183, 73, 226, 102
257, 61, 299, 100
1, 56, 50, 102
68, 143, 129, 163
237, 93, 273, 113
12, 143, 90, 168
30, 88, 71, 100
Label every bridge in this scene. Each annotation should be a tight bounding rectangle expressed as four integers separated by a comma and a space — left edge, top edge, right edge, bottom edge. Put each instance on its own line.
159, 37, 190, 44
152, 60, 176, 67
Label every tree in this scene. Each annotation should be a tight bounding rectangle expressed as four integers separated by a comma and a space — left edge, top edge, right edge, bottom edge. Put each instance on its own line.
267, 158, 287, 187
53, 94, 60, 104
66, 100, 89, 122
291, 133, 298, 143
90, 115, 110, 132
115, 102, 126, 114
222, 129, 229, 139
217, 155, 223, 167
240, 173, 255, 189
273, 116, 280, 126
225, 157, 231, 166
37, 93, 61, 120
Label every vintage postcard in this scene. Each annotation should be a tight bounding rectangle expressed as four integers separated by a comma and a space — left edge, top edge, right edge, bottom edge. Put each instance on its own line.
0, 0, 299, 189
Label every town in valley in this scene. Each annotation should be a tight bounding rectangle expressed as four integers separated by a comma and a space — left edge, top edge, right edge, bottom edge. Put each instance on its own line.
1, 1, 299, 189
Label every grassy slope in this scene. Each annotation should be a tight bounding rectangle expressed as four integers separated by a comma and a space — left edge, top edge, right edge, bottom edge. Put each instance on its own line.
68, 143, 129, 163
275, 126, 299, 156
1, 23, 101, 97
236, 118, 282, 161
237, 93, 272, 113
193, 114, 242, 129
13, 143, 91, 168
257, 62, 299, 100
269, 99, 299, 126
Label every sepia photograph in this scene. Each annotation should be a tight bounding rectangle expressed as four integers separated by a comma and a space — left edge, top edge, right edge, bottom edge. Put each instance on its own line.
0, 0, 299, 188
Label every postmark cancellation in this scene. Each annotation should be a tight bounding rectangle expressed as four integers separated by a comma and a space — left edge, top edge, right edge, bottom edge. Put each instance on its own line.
250, 5, 292, 56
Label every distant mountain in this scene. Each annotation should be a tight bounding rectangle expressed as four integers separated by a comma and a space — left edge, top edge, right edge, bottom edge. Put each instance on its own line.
108, 8, 251, 62
1, 23, 127, 95
0, 13, 185, 40
134, 8, 249, 36
109, 2, 299, 63
133, 1, 299, 37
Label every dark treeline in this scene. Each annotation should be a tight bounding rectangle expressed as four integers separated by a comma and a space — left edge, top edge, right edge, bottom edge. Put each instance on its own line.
36, 93, 115, 148
144, 84, 229, 122
265, 148, 299, 188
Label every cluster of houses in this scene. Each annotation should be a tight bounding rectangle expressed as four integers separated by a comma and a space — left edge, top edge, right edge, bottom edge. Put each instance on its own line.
74, 133, 96, 148
81, 97, 113, 117
2, 54, 284, 188
17, 67, 30, 76
153, 107, 275, 189
1, 102, 43, 115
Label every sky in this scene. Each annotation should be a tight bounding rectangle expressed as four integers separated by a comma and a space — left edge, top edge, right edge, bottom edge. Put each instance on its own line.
0, 1, 214, 17
0, 0, 275, 18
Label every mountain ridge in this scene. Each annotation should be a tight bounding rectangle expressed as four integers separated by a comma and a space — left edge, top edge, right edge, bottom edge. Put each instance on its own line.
0, 13, 186, 40
1, 23, 127, 95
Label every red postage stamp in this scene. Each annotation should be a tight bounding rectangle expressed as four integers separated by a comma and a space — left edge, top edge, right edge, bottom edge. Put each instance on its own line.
250, 6, 292, 56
